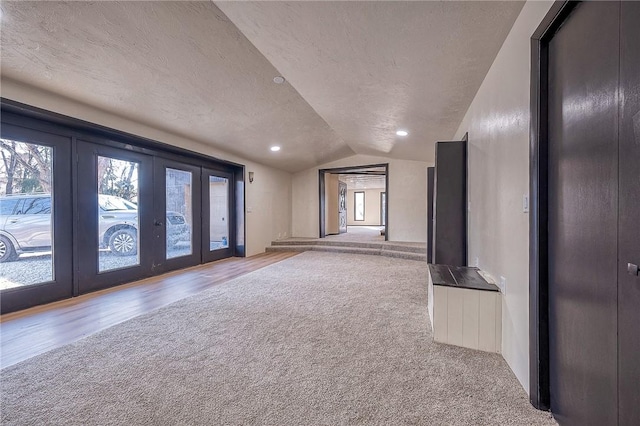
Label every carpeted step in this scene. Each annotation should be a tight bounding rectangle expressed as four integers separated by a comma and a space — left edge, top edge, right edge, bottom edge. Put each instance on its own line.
270, 239, 382, 249
271, 239, 426, 254
266, 245, 314, 253
382, 244, 426, 254
266, 244, 425, 261
267, 245, 382, 256
380, 250, 427, 261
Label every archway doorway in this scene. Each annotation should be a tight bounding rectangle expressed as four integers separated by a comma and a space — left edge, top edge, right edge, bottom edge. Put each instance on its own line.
318, 163, 388, 241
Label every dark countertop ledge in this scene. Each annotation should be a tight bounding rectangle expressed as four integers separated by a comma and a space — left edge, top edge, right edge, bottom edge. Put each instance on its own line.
429, 264, 500, 293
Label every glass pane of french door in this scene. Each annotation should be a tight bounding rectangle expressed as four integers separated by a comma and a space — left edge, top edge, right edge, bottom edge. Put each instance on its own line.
208, 175, 229, 251
0, 124, 72, 314
0, 139, 54, 287
97, 156, 140, 272
165, 168, 193, 259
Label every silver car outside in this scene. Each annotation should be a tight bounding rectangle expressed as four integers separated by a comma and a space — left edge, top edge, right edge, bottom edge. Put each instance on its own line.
0, 193, 190, 262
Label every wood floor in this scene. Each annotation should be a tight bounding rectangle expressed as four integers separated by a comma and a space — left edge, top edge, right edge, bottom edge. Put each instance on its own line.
0, 251, 298, 369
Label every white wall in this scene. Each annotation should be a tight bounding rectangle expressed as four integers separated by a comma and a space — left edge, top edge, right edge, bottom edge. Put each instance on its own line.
292, 155, 428, 242
453, 0, 554, 393
347, 188, 384, 226
1, 79, 292, 257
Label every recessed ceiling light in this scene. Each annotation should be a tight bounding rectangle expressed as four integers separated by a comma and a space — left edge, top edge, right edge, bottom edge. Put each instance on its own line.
270, 146, 281, 152
396, 130, 409, 136
273, 76, 285, 84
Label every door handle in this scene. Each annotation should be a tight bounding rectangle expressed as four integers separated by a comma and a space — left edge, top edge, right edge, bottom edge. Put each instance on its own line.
628, 263, 639, 276
9, 219, 18, 223
154, 220, 163, 227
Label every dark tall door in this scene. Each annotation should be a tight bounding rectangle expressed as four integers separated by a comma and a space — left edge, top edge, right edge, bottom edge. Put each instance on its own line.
618, 1, 640, 423
547, 2, 639, 425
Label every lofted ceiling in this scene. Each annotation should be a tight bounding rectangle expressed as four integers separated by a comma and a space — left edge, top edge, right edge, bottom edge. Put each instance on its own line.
0, 1, 524, 172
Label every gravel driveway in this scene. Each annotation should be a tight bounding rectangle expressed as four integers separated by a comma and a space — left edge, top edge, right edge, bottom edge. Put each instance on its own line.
0, 244, 192, 290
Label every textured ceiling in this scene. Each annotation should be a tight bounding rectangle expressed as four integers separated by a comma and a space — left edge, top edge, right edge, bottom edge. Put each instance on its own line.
0, 1, 352, 172
338, 174, 386, 190
0, 1, 524, 172
216, 1, 525, 164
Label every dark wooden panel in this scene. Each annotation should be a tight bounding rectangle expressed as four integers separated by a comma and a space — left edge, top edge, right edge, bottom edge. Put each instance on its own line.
618, 2, 640, 423
429, 264, 498, 292
427, 167, 434, 263
547, 2, 619, 424
450, 267, 499, 292
428, 264, 455, 286
433, 141, 466, 266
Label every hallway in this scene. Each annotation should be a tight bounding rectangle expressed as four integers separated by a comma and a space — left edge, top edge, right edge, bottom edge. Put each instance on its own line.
325, 225, 384, 243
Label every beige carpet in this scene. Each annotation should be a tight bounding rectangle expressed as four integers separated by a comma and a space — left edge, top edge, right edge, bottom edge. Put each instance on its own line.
1, 252, 555, 425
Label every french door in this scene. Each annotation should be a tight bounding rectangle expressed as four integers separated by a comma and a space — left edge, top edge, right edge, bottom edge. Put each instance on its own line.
153, 158, 202, 273
76, 144, 213, 292
0, 107, 241, 313
202, 168, 233, 262
76, 141, 154, 293
0, 124, 73, 312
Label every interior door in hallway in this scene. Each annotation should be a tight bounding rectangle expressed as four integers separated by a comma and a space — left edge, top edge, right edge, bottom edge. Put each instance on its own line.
547, 1, 639, 424
618, 1, 640, 423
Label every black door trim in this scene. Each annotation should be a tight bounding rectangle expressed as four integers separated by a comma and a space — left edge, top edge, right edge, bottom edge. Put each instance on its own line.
529, 0, 580, 411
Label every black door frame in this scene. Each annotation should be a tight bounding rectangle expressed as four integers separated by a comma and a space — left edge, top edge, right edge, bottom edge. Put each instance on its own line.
318, 163, 389, 240
529, 0, 579, 410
